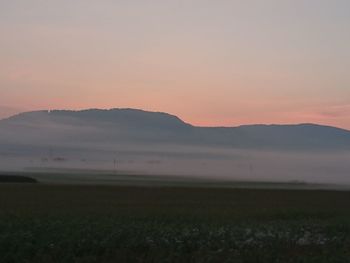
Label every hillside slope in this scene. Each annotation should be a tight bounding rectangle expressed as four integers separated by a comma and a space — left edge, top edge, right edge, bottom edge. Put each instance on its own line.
1, 108, 350, 150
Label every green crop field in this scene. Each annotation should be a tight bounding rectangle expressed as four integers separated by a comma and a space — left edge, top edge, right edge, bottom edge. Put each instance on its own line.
1, 183, 350, 262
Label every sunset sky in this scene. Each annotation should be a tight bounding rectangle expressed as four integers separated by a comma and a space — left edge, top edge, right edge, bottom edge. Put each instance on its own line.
1, 0, 349, 128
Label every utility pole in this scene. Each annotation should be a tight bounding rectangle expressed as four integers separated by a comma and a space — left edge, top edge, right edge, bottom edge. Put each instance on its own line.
49, 147, 53, 161
113, 158, 117, 173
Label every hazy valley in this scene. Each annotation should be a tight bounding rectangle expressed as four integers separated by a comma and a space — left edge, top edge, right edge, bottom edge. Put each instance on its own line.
1, 108, 350, 186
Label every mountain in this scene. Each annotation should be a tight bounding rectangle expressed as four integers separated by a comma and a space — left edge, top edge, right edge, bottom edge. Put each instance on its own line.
1, 108, 350, 151
0, 105, 22, 119
2, 108, 190, 130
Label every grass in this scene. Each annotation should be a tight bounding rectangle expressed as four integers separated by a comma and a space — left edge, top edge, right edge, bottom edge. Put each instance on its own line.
1, 184, 350, 262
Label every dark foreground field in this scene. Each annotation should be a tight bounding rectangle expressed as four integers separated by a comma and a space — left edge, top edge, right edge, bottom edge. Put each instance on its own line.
0, 175, 37, 183
1, 184, 350, 262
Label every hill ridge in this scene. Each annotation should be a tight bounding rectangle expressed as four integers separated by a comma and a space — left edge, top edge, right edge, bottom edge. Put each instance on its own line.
3, 108, 349, 132
1, 108, 350, 150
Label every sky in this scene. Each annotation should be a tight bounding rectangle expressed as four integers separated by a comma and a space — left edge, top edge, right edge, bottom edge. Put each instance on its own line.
1, 0, 349, 128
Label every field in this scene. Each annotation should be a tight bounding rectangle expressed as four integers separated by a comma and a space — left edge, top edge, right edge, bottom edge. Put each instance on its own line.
1, 181, 350, 263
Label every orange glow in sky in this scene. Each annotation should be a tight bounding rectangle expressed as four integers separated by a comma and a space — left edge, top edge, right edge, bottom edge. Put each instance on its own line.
1, 1, 349, 129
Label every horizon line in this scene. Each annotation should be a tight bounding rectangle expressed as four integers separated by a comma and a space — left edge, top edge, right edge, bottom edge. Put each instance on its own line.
1, 107, 350, 132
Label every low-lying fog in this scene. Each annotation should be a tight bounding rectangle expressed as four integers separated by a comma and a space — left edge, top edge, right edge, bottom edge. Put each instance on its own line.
1, 143, 350, 185
1, 109, 350, 185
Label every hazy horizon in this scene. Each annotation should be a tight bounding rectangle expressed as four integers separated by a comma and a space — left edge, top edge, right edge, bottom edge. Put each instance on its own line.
1, 108, 350, 185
